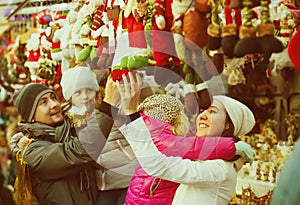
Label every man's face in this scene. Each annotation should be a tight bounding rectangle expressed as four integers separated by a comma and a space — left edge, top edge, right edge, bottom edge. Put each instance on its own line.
33, 92, 64, 126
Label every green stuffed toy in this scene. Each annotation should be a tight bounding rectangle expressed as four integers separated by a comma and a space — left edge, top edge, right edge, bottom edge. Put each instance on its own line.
111, 54, 150, 81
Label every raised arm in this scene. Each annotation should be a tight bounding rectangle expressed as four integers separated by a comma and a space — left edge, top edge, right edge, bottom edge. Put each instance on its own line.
119, 117, 229, 185
141, 113, 236, 161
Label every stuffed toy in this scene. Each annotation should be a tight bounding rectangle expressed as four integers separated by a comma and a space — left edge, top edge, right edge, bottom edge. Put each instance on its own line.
151, 0, 181, 69
93, 11, 116, 70
276, 3, 296, 47
170, 0, 214, 106
48, 23, 64, 63
72, 1, 95, 63
24, 33, 41, 82
83, 1, 106, 63
40, 26, 53, 60
111, 51, 150, 81
54, 8, 79, 72
171, 0, 210, 66
123, 0, 148, 49
170, 0, 192, 61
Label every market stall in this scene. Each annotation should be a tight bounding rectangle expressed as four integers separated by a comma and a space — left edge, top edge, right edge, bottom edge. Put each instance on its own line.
0, 0, 299, 204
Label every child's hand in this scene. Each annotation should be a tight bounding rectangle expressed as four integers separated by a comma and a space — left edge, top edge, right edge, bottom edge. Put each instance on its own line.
103, 75, 120, 106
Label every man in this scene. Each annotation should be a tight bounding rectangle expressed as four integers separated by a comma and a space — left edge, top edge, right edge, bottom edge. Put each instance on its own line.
12, 83, 117, 205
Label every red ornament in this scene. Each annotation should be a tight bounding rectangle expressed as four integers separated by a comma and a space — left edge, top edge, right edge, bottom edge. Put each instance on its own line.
288, 29, 300, 72
111, 69, 130, 81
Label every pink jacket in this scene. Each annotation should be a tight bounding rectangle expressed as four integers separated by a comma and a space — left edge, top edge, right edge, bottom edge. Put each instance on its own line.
125, 113, 236, 205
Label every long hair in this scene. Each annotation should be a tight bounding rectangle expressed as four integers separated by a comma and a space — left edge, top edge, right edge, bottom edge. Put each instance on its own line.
172, 110, 190, 137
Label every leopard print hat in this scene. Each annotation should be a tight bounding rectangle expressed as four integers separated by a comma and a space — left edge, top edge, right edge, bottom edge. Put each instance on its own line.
138, 94, 183, 124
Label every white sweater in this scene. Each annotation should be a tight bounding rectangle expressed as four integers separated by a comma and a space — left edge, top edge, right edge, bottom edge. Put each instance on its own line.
120, 117, 238, 205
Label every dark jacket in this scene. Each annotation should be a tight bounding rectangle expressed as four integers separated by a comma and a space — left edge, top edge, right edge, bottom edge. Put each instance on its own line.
17, 103, 115, 205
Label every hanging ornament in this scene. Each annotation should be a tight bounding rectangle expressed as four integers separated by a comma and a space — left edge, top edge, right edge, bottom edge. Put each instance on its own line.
288, 29, 300, 71
206, 0, 222, 50
221, 0, 242, 58
257, 0, 283, 62
234, 0, 261, 57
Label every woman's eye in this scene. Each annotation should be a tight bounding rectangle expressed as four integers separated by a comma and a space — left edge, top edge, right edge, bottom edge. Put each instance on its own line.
210, 110, 217, 114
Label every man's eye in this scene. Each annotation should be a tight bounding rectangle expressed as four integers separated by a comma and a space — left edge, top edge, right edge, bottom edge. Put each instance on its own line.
51, 94, 57, 100
40, 100, 47, 105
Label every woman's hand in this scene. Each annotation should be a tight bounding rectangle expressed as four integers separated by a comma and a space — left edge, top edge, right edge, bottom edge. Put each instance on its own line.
18, 135, 30, 149
116, 71, 142, 115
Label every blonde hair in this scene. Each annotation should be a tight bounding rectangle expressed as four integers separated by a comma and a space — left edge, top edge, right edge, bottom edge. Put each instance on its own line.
172, 110, 190, 137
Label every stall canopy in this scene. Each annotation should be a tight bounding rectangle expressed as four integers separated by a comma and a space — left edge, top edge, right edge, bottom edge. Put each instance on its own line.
0, 0, 72, 36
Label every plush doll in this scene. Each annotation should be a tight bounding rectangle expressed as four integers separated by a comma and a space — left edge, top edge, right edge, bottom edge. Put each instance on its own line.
170, 0, 192, 61
111, 50, 150, 81
123, 0, 148, 49
24, 33, 41, 82
170, 0, 212, 83
72, 1, 95, 63
93, 11, 116, 70
171, 0, 211, 62
151, 0, 181, 69
54, 8, 79, 72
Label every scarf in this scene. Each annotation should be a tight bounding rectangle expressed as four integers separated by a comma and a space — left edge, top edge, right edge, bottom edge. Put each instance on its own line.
18, 119, 71, 143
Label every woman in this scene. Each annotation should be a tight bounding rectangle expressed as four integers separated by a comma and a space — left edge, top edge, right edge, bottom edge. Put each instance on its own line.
117, 72, 256, 205
124, 94, 248, 205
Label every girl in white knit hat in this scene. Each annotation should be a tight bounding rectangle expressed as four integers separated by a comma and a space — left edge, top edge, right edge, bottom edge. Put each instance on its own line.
60, 66, 104, 128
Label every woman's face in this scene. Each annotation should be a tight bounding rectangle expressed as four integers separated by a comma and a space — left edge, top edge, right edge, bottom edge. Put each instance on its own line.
72, 88, 96, 108
196, 99, 228, 137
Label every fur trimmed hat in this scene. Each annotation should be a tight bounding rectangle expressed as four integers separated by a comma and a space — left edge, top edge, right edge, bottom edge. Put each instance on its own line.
213, 95, 255, 136
60, 66, 99, 101
13, 83, 55, 122
138, 94, 183, 124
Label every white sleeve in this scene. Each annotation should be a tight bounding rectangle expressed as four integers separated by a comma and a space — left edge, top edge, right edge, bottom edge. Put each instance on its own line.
119, 118, 228, 185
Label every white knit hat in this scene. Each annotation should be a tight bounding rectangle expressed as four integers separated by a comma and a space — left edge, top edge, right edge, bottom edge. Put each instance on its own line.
213, 95, 255, 136
60, 66, 99, 100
